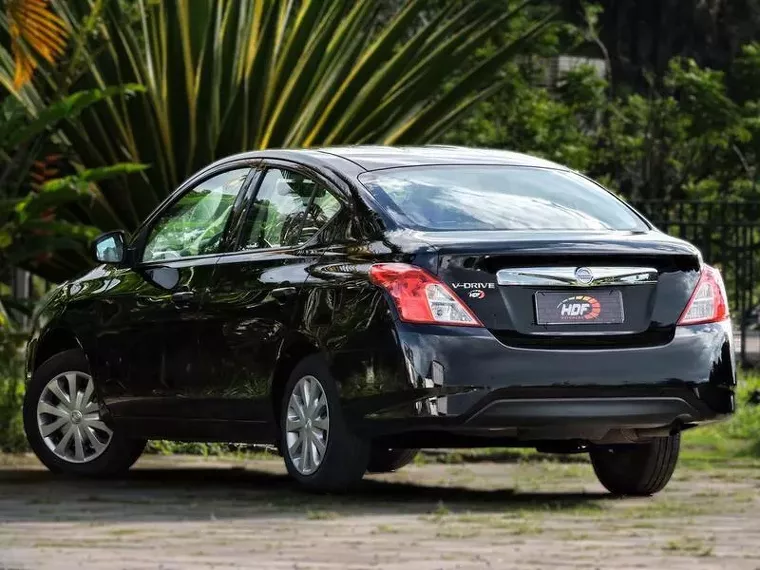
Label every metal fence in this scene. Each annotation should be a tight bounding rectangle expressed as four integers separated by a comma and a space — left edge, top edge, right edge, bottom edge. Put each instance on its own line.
632, 200, 760, 366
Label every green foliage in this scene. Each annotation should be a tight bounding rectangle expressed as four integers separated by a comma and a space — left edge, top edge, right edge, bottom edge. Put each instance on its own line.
0, 84, 143, 150
146, 441, 229, 457
0, 331, 27, 453
0, 84, 147, 442
0, 87, 146, 316
682, 372, 760, 459
0, 0, 558, 280
0, 376, 26, 453
443, 63, 607, 173
14, 164, 148, 225
723, 374, 760, 448
444, 43, 760, 204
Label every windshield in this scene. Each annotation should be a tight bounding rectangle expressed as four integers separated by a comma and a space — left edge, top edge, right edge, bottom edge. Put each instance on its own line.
359, 166, 648, 232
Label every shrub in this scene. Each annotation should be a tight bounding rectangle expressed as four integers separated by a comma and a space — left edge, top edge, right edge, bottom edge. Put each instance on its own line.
0, 334, 28, 452
724, 372, 760, 452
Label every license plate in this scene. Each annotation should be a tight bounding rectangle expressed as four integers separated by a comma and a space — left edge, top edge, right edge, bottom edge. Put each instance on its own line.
534, 290, 624, 325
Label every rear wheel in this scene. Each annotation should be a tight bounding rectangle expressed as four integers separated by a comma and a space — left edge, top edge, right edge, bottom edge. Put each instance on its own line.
280, 355, 370, 492
367, 447, 419, 473
23, 349, 146, 477
589, 434, 680, 496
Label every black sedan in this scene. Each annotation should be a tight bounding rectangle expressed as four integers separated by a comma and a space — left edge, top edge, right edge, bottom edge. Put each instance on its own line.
23, 146, 735, 494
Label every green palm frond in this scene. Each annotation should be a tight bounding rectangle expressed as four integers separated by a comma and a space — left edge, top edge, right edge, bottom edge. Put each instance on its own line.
0, 0, 558, 280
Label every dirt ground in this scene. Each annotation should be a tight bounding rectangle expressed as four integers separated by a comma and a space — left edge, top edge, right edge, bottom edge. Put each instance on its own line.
0, 452, 759, 570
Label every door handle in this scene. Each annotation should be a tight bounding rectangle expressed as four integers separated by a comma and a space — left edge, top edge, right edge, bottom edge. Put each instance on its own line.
171, 290, 196, 305
271, 286, 297, 301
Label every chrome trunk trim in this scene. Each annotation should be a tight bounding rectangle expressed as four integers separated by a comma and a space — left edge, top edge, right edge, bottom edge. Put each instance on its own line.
496, 267, 658, 287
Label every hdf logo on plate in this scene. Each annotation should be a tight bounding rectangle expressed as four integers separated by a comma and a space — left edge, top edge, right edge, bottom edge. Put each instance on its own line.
556, 295, 601, 320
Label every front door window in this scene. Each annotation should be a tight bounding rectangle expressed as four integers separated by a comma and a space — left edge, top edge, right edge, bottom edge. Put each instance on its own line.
142, 169, 249, 262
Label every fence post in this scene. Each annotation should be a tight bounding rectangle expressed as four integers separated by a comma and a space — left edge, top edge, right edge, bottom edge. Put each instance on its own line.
9, 268, 31, 327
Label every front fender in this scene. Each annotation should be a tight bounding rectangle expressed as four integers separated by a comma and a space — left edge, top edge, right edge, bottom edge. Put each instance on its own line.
25, 284, 69, 382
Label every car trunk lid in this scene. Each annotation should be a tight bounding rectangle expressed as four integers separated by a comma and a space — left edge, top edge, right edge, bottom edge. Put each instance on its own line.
427, 230, 702, 348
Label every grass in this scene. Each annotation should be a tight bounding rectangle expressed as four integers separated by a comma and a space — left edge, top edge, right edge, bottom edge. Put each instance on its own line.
423, 501, 452, 522
306, 510, 340, 521
145, 441, 280, 459
662, 536, 715, 557
373, 524, 400, 534
419, 447, 588, 465
680, 371, 760, 462
558, 531, 591, 540
107, 528, 143, 537
623, 499, 712, 520
507, 521, 544, 536
435, 528, 481, 539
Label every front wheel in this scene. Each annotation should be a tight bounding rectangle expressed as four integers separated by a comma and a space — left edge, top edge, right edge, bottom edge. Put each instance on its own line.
589, 434, 680, 496
280, 355, 370, 492
23, 349, 146, 477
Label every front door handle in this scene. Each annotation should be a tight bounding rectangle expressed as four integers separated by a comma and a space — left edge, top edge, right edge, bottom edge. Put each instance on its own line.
271, 286, 297, 301
171, 290, 196, 305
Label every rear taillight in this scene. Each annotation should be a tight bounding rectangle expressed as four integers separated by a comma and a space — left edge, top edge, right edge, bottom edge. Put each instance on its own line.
369, 263, 482, 327
677, 265, 729, 325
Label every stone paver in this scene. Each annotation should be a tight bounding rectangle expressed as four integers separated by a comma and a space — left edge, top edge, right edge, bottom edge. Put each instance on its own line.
0, 453, 759, 569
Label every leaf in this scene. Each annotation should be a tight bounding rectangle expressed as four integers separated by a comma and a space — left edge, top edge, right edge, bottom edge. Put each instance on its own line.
0, 229, 12, 248
39, 163, 148, 192
6, 235, 87, 264
6, 0, 68, 89
3, 85, 146, 149
20, 220, 100, 240
0, 296, 33, 318
15, 163, 147, 221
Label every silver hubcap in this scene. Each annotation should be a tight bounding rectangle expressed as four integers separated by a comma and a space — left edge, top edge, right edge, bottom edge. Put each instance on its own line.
36, 371, 112, 464
286, 375, 329, 475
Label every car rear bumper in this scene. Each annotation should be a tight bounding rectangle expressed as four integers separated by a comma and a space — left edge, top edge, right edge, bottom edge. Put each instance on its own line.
346, 319, 736, 443
470, 396, 707, 428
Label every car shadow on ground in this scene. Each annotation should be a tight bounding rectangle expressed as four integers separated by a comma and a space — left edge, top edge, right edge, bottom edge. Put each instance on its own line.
0, 465, 616, 524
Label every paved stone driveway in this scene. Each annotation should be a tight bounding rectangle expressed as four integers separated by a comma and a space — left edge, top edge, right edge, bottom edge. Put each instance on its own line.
1, 453, 759, 569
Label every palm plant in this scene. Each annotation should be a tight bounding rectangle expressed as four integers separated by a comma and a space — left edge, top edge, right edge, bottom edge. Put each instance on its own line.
0, 0, 558, 279
0, 86, 145, 314
0, 0, 147, 285
3, 0, 67, 90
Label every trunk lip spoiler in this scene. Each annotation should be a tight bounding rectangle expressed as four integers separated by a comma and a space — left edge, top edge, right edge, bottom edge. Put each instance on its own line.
496, 266, 659, 287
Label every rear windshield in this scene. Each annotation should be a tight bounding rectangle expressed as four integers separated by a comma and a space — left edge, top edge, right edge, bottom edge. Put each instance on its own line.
358, 166, 648, 232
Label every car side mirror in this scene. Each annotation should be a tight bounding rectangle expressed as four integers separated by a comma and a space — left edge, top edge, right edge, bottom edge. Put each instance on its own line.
92, 231, 127, 265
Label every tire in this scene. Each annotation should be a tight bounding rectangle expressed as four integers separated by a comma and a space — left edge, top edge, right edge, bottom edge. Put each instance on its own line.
367, 447, 419, 473
279, 354, 370, 492
23, 349, 146, 477
589, 434, 680, 496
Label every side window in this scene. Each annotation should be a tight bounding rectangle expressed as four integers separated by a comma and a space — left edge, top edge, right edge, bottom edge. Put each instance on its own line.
242, 168, 340, 250
142, 169, 249, 262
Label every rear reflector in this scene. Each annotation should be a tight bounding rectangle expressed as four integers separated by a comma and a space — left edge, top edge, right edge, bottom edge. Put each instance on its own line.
677, 265, 729, 325
369, 263, 482, 326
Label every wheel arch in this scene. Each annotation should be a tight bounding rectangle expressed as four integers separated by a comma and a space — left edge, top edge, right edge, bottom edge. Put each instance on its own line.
270, 334, 322, 427
33, 327, 84, 373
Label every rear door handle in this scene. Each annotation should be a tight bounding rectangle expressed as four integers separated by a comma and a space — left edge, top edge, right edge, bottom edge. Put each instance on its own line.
271, 286, 296, 301
171, 290, 196, 305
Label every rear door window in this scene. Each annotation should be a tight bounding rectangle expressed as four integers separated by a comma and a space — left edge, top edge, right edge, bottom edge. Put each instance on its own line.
241, 168, 341, 249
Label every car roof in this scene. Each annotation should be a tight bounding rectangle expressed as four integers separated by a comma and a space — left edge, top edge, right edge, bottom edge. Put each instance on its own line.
213, 146, 568, 173
317, 145, 568, 171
